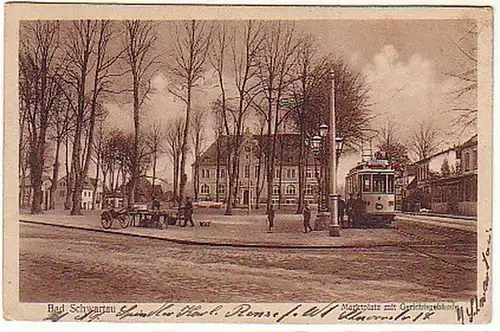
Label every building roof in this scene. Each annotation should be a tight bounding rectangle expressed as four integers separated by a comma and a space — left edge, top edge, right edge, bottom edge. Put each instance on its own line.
58, 175, 95, 190
413, 147, 456, 166
196, 133, 317, 166
413, 134, 478, 166
458, 134, 478, 150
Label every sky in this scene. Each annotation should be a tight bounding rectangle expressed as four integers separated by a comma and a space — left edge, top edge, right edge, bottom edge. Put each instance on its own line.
102, 19, 476, 185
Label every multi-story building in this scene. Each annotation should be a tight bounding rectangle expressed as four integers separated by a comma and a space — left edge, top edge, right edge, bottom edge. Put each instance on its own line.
193, 133, 321, 207
407, 134, 477, 216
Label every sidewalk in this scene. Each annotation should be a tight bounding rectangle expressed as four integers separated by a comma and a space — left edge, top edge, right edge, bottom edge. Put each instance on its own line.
395, 213, 477, 233
20, 210, 435, 248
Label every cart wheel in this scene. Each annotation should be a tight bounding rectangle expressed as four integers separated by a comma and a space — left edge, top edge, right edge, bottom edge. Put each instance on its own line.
101, 212, 113, 229
119, 214, 130, 228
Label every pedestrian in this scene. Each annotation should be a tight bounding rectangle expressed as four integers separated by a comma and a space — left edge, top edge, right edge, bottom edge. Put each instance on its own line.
266, 203, 275, 233
353, 193, 365, 227
346, 193, 355, 228
183, 197, 194, 227
303, 202, 313, 233
338, 196, 346, 227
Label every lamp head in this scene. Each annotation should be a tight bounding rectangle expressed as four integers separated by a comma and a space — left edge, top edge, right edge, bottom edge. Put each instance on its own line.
319, 124, 328, 138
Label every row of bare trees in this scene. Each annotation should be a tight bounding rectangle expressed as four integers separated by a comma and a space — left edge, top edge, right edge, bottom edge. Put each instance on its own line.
22, 19, 465, 215
202, 20, 376, 214
19, 20, 161, 214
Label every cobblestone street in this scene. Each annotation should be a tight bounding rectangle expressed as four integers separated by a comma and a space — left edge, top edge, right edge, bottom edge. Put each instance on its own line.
19, 220, 476, 303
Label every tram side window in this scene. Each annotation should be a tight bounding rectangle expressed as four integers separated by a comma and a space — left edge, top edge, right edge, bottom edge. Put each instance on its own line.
372, 174, 386, 193
362, 174, 371, 192
387, 174, 394, 193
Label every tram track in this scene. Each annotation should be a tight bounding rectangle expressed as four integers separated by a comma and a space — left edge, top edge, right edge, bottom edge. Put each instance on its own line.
378, 222, 477, 272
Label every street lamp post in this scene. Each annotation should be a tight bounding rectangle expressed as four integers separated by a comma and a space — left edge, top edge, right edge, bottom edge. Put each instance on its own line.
328, 70, 340, 237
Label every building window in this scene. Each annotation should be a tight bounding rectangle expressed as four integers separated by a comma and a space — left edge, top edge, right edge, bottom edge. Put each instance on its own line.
464, 152, 470, 172
61, 181, 66, 187
200, 184, 210, 195
272, 185, 280, 196
306, 168, 312, 178
220, 168, 225, 178
59, 190, 65, 198
305, 184, 313, 196
275, 168, 280, 179
244, 165, 250, 178
286, 168, 297, 179
254, 165, 260, 177
286, 184, 296, 195
218, 183, 225, 195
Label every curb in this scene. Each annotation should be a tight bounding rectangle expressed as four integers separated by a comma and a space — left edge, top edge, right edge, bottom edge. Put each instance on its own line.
19, 219, 431, 250
395, 216, 477, 233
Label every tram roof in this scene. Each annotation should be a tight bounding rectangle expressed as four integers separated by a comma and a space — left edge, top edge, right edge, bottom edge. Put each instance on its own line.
347, 159, 394, 175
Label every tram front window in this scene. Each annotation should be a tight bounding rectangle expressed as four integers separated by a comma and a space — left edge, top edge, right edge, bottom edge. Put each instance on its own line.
387, 174, 394, 193
372, 174, 386, 193
362, 174, 371, 192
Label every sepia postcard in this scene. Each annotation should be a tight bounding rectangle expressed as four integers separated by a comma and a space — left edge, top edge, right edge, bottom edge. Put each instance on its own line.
3, 3, 493, 326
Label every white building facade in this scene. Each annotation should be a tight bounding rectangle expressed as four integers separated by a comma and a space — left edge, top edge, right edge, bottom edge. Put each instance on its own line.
194, 134, 322, 207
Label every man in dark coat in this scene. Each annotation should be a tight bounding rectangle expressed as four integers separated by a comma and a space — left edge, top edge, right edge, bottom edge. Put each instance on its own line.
352, 193, 365, 227
346, 193, 355, 228
303, 202, 313, 233
183, 197, 194, 227
337, 197, 346, 227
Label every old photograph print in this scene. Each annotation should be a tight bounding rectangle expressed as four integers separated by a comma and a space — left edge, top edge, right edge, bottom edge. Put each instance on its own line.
4, 4, 493, 324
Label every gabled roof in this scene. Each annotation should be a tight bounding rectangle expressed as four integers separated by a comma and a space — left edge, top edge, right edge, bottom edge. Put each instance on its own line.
195, 133, 316, 166
58, 175, 94, 190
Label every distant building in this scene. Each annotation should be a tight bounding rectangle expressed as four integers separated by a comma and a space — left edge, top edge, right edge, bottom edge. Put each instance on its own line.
193, 133, 321, 207
406, 134, 477, 216
20, 175, 104, 211
19, 175, 52, 210
55, 176, 104, 210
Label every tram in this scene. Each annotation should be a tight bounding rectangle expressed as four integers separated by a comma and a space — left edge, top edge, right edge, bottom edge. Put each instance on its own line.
345, 159, 396, 226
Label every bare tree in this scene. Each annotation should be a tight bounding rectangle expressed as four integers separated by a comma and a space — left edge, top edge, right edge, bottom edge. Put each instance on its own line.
19, 21, 61, 214
409, 120, 442, 161
165, 116, 186, 203
446, 22, 478, 133
210, 23, 233, 213
190, 108, 207, 201
375, 119, 409, 175
210, 21, 265, 214
122, 20, 159, 206
146, 122, 165, 196
288, 34, 327, 213
47, 97, 73, 210
169, 20, 212, 205
61, 20, 123, 215
254, 21, 301, 213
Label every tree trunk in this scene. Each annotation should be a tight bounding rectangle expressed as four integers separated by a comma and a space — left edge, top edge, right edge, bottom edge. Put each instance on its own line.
178, 87, 191, 206
224, 144, 234, 215
29, 150, 43, 214
152, 149, 157, 199
91, 153, 101, 210
70, 119, 83, 215
278, 141, 284, 210
49, 138, 61, 210
193, 161, 199, 201
130, 78, 140, 206
296, 128, 306, 214
215, 137, 220, 202
102, 170, 107, 209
